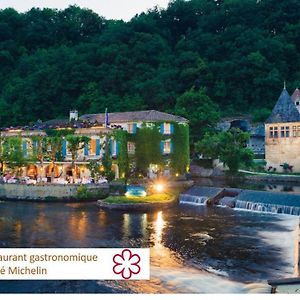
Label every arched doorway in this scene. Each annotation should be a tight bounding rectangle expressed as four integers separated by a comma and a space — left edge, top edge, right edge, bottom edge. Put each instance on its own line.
65, 165, 80, 178
45, 164, 59, 178
27, 165, 38, 179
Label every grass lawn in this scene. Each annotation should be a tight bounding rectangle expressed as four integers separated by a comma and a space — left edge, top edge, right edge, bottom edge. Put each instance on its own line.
103, 192, 178, 204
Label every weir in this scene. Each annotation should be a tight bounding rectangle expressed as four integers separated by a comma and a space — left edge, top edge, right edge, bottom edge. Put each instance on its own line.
180, 186, 300, 216
179, 187, 223, 205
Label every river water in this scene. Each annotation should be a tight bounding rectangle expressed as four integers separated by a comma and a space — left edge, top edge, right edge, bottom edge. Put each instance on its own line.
0, 200, 299, 293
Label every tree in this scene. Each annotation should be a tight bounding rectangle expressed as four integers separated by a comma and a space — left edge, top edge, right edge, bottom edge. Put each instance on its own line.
196, 128, 254, 174
45, 136, 63, 163
87, 159, 102, 180
31, 135, 48, 167
66, 135, 90, 167
2, 136, 28, 176
175, 88, 220, 142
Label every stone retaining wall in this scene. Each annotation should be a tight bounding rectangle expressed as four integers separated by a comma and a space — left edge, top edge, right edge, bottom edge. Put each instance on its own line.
0, 183, 109, 201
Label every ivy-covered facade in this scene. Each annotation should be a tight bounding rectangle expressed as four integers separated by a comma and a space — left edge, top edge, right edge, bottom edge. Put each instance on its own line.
0, 110, 189, 181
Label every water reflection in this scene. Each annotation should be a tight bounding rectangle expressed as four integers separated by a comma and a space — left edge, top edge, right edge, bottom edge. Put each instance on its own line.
0, 201, 298, 293
68, 211, 88, 242
154, 211, 164, 245
122, 213, 130, 240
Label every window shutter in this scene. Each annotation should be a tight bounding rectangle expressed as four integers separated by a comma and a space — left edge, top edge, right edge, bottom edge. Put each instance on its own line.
96, 139, 101, 156
170, 141, 174, 153
62, 140, 67, 157
170, 123, 174, 134
133, 123, 137, 134
160, 141, 164, 154
110, 139, 113, 156
84, 141, 89, 156
22, 141, 27, 157
116, 141, 120, 156
160, 123, 164, 134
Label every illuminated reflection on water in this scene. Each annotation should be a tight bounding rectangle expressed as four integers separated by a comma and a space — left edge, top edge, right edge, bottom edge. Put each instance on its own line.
0, 201, 298, 293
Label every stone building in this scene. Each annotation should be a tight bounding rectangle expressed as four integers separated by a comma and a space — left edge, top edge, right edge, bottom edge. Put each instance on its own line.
265, 87, 300, 172
0, 110, 189, 182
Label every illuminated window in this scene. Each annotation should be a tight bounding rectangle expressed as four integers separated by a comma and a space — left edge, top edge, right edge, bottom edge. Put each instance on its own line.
297, 126, 300, 137
127, 142, 135, 154
90, 139, 96, 155
163, 141, 171, 154
127, 123, 137, 134
164, 123, 171, 134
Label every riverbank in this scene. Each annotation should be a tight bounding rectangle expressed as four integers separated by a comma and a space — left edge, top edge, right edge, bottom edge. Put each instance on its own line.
0, 180, 193, 202
0, 183, 109, 201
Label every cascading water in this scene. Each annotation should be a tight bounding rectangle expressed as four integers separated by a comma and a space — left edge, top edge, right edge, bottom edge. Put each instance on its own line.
234, 190, 300, 216
180, 187, 300, 216
235, 199, 300, 216
179, 194, 208, 205
179, 187, 223, 206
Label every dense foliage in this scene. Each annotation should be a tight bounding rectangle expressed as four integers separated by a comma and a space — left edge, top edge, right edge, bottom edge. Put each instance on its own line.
0, 0, 299, 131
196, 128, 254, 173
135, 124, 163, 175
171, 122, 190, 174
114, 129, 129, 178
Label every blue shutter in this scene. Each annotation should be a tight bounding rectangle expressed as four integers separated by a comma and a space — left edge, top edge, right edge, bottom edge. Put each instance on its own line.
96, 139, 101, 156
160, 123, 164, 134
160, 141, 164, 154
116, 141, 120, 156
33, 140, 38, 152
170, 123, 174, 134
22, 141, 27, 157
62, 140, 67, 157
109, 139, 113, 156
170, 141, 174, 153
133, 123, 137, 134
84, 141, 89, 156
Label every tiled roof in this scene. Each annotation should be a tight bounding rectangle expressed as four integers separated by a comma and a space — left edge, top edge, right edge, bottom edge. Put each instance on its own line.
80, 110, 188, 123
291, 88, 300, 102
265, 89, 300, 123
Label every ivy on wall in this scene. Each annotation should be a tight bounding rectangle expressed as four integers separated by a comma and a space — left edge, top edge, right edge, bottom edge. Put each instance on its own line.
135, 123, 163, 175
113, 129, 129, 178
101, 135, 114, 181
171, 122, 190, 174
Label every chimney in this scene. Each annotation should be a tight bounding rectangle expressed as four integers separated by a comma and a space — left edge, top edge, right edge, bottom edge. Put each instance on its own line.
69, 110, 78, 122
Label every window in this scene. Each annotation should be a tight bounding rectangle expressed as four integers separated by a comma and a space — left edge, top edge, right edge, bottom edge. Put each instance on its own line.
293, 126, 297, 137
127, 123, 137, 134
269, 126, 278, 138
281, 126, 290, 138
127, 142, 135, 154
281, 126, 285, 137
163, 123, 171, 134
274, 126, 278, 138
90, 139, 96, 155
286, 126, 290, 137
297, 126, 300, 137
163, 140, 171, 154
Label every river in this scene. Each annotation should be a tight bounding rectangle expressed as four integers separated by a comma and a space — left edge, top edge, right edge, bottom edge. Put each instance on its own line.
0, 199, 299, 293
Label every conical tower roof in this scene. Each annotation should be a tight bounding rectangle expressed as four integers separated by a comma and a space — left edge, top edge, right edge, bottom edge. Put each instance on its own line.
265, 89, 300, 123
